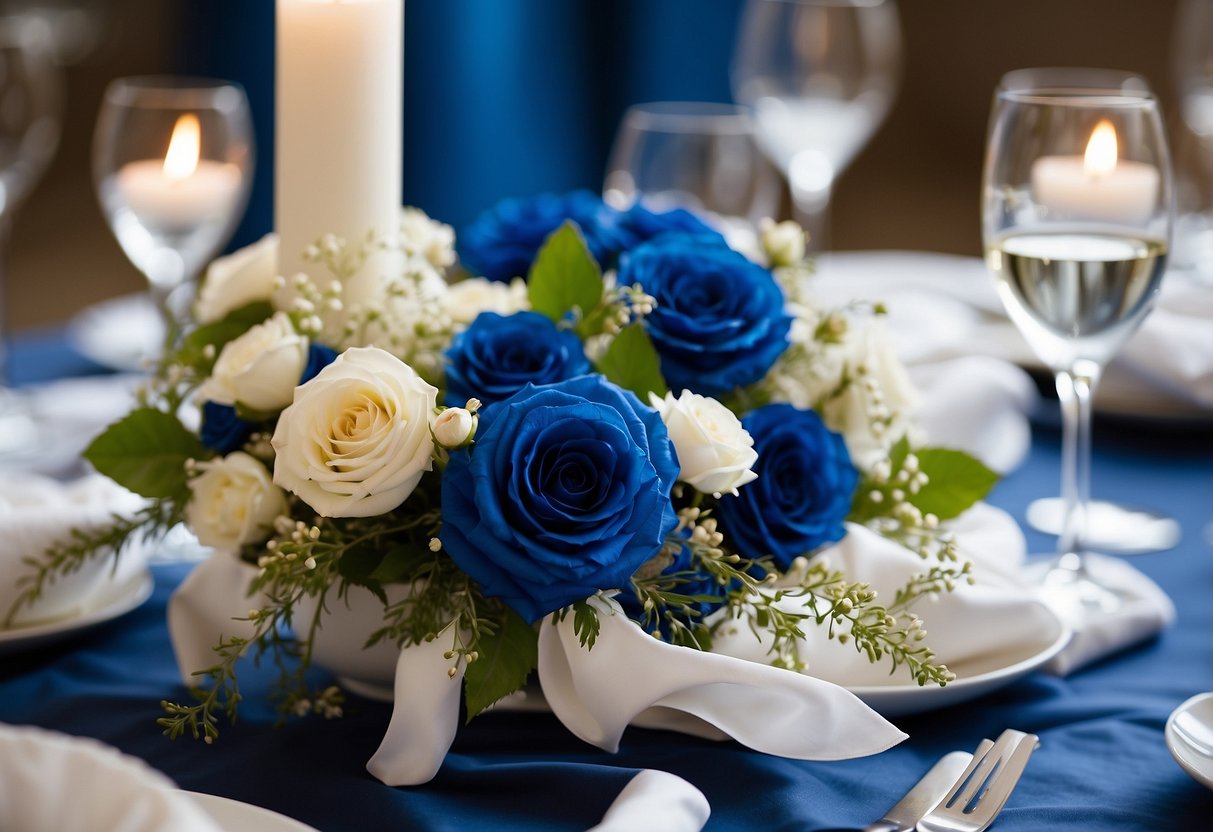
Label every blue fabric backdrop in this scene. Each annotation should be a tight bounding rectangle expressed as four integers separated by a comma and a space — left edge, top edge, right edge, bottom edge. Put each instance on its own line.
175, 0, 745, 249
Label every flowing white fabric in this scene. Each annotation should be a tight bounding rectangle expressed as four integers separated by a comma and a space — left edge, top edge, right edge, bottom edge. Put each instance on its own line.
167, 550, 261, 684
366, 625, 466, 786
0, 473, 148, 626
587, 769, 710, 832
0, 723, 222, 832
1031, 554, 1177, 676
538, 595, 908, 761
811, 250, 1213, 419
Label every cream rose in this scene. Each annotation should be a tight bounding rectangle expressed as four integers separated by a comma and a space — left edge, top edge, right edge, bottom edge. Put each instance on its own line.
200, 312, 308, 413
648, 389, 758, 497
186, 451, 287, 550
442, 277, 528, 328
194, 234, 279, 325
271, 346, 437, 518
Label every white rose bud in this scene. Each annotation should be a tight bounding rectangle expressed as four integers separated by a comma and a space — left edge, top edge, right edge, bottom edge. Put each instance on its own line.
761, 219, 807, 267
186, 451, 288, 550
431, 406, 477, 449
649, 389, 758, 496
271, 346, 438, 518
194, 234, 280, 324
200, 312, 308, 413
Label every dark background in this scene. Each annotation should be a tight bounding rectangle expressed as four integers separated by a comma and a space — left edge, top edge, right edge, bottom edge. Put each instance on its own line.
4, 0, 1191, 333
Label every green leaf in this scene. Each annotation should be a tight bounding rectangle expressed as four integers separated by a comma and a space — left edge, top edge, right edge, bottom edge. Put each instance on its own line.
526, 222, 605, 325
594, 324, 668, 400
463, 609, 538, 721
911, 448, 999, 520
571, 599, 601, 649
177, 300, 275, 372
84, 408, 205, 500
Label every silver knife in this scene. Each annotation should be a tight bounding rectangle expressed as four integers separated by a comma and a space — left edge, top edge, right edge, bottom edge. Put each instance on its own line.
862, 741, 995, 832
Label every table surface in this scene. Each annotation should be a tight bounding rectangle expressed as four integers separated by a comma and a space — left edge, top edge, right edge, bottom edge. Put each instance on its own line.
2, 330, 1212, 831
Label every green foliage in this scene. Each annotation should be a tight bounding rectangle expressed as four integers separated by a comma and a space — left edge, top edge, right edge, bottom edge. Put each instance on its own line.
912, 449, 999, 520
594, 323, 668, 400
84, 408, 205, 501
176, 300, 274, 373
527, 222, 605, 327
463, 609, 538, 721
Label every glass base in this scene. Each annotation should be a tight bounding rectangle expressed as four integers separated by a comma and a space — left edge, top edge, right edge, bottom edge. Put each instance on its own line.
1026, 497, 1181, 554
1027, 554, 1128, 628
0, 389, 47, 468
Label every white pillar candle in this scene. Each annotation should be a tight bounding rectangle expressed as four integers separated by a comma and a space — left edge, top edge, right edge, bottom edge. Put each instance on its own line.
1030, 119, 1160, 225
114, 114, 242, 231
275, 0, 403, 291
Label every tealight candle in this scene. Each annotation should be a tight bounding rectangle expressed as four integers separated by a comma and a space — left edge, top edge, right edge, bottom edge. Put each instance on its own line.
1030, 119, 1160, 225
114, 113, 242, 231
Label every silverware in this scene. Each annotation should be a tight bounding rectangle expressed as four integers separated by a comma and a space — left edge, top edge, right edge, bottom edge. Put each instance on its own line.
862, 741, 993, 832
916, 729, 1039, 832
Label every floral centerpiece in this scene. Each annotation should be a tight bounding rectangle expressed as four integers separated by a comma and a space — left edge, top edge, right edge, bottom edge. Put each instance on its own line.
10, 191, 997, 782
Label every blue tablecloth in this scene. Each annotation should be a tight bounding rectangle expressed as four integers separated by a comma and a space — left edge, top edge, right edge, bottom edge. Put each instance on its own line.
2, 332, 1211, 831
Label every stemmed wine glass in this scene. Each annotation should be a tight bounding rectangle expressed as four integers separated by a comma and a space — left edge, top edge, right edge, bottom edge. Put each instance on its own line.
982, 68, 1173, 620
603, 101, 782, 250
730, 0, 901, 251
0, 16, 62, 464
92, 77, 253, 343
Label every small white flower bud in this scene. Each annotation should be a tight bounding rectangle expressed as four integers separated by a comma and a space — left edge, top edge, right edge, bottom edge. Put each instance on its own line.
432, 407, 478, 449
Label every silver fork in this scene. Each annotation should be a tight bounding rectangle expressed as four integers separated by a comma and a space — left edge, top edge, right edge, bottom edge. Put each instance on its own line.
916, 729, 1040, 832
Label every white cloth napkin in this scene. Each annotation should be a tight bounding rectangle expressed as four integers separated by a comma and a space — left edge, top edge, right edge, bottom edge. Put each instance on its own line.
587, 769, 710, 832
0, 473, 148, 626
812, 250, 1213, 419
167, 549, 261, 684
1029, 554, 1177, 676
0, 723, 223, 832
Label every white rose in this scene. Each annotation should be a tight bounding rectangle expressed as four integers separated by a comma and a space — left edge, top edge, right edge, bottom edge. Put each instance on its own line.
186, 451, 288, 550
400, 206, 456, 269
443, 277, 528, 328
200, 312, 308, 413
431, 406, 477, 449
821, 319, 920, 470
760, 219, 807, 267
649, 389, 758, 497
271, 346, 437, 518
194, 234, 279, 324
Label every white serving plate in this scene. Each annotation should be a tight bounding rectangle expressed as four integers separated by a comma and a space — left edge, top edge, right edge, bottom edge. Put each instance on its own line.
181, 792, 321, 832
0, 569, 153, 657
1166, 691, 1213, 791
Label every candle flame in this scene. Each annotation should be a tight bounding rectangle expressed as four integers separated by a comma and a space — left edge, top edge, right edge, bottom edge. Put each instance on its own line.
164, 113, 200, 179
1083, 119, 1118, 177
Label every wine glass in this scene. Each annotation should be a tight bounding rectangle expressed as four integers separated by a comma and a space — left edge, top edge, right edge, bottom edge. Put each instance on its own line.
92, 77, 253, 339
730, 0, 901, 251
982, 68, 1173, 620
0, 15, 62, 465
603, 101, 782, 250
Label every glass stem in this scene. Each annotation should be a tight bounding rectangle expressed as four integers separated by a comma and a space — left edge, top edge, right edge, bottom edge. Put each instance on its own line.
788, 175, 833, 253
1054, 362, 1100, 573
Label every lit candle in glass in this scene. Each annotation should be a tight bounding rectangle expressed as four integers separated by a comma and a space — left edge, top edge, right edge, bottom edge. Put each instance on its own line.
1030, 119, 1161, 225
114, 113, 242, 231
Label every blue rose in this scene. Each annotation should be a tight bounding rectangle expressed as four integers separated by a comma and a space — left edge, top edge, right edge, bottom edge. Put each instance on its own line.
444, 311, 590, 407
716, 404, 857, 569
617, 203, 726, 249
440, 375, 681, 622
200, 343, 338, 455
458, 190, 627, 282
618, 237, 792, 397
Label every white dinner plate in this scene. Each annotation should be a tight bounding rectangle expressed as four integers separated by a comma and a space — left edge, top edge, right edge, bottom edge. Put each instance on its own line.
847, 608, 1072, 718
180, 792, 321, 832
1166, 692, 1213, 790
67, 291, 163, 373
0, 569, 153, 657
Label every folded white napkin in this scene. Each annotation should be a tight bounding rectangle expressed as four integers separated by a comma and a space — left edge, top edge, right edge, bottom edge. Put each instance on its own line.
167, 549, 261, 684
0, 723, 223, 832
0, 473, 148, 627
1029, 554, 1177, 676
587, 769, 710, 832
813, 250, 1213, 419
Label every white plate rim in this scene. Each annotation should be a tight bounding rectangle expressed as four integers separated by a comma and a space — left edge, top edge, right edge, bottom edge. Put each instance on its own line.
179, 790, 321, 832
846, 610, 1073, 717
1166, 691, 1213, 790
0, 570, 153, 655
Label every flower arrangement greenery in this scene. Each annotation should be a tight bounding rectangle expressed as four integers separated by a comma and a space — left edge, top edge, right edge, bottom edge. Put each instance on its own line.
10, 192, 997, 745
